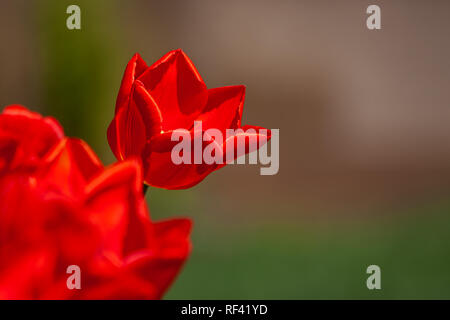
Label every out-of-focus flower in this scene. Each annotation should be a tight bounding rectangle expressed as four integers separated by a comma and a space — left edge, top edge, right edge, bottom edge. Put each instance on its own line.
0, 106, 192, 299
0, 105, 64, 173
107, 50, 271, 189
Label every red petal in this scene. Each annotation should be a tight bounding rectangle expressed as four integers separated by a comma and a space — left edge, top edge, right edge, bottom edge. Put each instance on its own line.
144, 130, 190, 153
220, 125, 271, 164
142, 125, 270, 189
74, 274, 159, 300
142, 131, 218, 189
144, 153, 217, 190
133, 81, 162, 138
197, 85, 245, 131
0, 174, 38, 256
0, 139, 17, 174
38, 138, 103, 197
138, 50, 208, 131
0, 105, 64, 171
115, 53, 148, 113
0, 249, 57, 299
108, 83, 162, 161
151, 218, 192, 259
114, 90, 148, 159
85, 159, 149, 258
121, 218, 192, 299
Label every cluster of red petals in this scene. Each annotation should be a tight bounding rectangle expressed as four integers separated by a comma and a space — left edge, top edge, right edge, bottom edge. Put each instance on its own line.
0, 105, 191, 299
107, 50, 271, 189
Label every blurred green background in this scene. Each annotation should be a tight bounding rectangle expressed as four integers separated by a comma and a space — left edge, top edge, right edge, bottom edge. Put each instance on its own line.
1, 0, 450, 299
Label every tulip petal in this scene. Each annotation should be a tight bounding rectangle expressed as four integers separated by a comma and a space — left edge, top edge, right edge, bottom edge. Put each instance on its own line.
74, 273, 158, 300
0, 249, 57, 299
121, 218, 192, 299
142, 125, 271, 189
114, 92, 148, 159
143, 152, 218, 190
138, 49, 208, 131
73, 216, 190, 299
85, 159, 148, 258
151, 218, 192, 259
133, 81, 163, 138
115, 53, 148, 113
142, 130, 219, 189
108, 82, 163, 160
220, 125, 271, 165
197, 85, 245, 131
38, 138, 103, 197
0, 105, 64, 171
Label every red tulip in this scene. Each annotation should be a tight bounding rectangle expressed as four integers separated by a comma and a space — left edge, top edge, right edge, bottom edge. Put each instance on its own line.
0, 106, 192, 299
107, 50, 271, 189
0, 105, 64, 174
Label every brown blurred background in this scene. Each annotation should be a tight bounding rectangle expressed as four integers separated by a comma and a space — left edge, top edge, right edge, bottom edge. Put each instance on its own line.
1, 0, 450, 298
2, 0, 450, 213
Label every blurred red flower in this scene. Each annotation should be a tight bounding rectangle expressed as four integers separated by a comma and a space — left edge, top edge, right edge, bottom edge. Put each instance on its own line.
107, 49, 271, 189
0, 105, 191, 299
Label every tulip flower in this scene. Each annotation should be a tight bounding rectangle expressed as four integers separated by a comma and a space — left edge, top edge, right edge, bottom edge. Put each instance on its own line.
0, 105, 64, 173
107, 50, 271, 189
0, 106, 192, 299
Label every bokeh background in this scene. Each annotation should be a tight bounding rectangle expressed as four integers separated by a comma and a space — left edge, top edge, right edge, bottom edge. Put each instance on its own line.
1, 0, 450, 298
